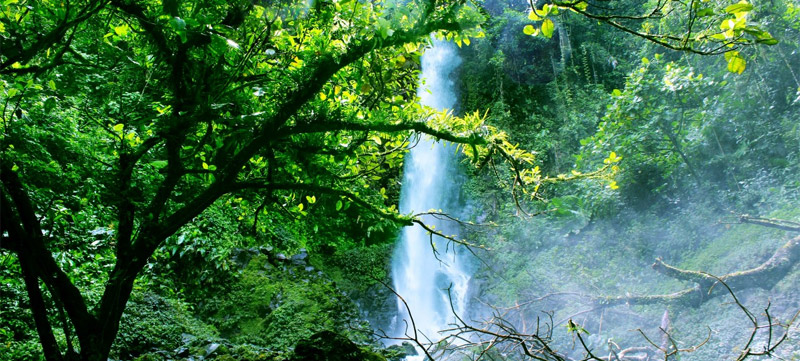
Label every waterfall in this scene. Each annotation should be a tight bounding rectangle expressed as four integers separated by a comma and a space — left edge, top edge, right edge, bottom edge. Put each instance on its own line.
390, 40, 472, 356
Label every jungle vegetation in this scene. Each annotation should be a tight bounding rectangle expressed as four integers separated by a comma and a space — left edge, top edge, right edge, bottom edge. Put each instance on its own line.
1, 0, 798, 360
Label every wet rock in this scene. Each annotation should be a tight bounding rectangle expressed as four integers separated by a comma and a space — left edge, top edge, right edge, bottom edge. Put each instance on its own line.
173, 346, 189, 357
231, 248, 258, 269
292, 331, 385, 361
291, 249, 309, 266
205, 342, 220, 357
259, 245, 274, 255
385, 341, 418, 361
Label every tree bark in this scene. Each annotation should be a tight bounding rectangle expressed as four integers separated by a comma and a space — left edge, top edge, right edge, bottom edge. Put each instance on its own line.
596, 235, 800, 308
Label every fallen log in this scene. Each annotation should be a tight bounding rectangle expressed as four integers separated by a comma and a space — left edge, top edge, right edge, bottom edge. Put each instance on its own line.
595, 235, 800, 308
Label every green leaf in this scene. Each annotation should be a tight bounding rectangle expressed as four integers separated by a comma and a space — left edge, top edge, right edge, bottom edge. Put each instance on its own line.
725, 1, 753, 14
44, 97, 57, 114
756, 37, 779, 45
113, 24, 129, 37
743, 27, 779, 45
150, 160, 168, 169
335, 200, 343, 211
697, 8, 714, 17
376, 18, 393, 39
48, 80, 56, 90
306, 195, 316, 204
113, 124, 124, 132
611, 89, 622, 96
725, 50, 746, 74
727, 52, 746, 74
527, 11, 541, 21
523, 25, 536, 36
541, 19, 554, 38
169, 17, 186, 30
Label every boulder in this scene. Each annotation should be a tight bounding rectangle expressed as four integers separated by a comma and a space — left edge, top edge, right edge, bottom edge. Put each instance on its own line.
291, 249, 309, 266
292, 331, 385, 361
384, 341, 418, 361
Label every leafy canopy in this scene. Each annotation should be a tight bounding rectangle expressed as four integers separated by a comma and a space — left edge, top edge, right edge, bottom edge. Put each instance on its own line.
0, 0, 543, 359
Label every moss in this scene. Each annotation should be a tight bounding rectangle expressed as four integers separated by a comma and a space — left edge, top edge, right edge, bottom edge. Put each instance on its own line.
204, 255, 369, 351
113, 292, 217, 360
291, 331, 386, 361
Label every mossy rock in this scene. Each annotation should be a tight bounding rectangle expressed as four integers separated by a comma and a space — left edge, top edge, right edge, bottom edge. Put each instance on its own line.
291, 331, 386, 361
132, 354, 166, 361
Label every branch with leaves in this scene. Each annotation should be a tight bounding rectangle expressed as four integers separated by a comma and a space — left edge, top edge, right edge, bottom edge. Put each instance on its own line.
521, 0, 778, 73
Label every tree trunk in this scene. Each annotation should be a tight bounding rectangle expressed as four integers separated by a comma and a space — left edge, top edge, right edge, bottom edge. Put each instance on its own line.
596, 235, 800, 308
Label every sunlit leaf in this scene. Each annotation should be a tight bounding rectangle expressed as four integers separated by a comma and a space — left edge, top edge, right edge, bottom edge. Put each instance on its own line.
541, 19, 554, 38
726, 51, 746, 74
113, 24, 129, 37
697, 8, 714, 17
725, 1, 753, 14
523, 25, 536, 35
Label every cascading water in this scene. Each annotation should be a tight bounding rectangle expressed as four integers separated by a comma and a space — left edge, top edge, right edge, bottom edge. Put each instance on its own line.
390, 40, 472, 356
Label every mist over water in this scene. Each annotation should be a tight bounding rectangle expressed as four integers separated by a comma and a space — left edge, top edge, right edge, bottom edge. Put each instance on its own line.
390, 40, 472, 352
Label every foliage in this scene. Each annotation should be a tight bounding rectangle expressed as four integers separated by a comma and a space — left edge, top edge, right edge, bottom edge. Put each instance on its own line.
0, 256, 42, 361
317, 243, 395, 293
2, 0, 797, 359
521, 0, 778, 73
290, 330, 385, 361
113, 292, 216, 360
451, 0, 800, 359
0, 0, 529, 358
199, 255, 370, 352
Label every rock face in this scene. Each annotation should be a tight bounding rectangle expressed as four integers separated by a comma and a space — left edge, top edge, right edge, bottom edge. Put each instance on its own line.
347, 280, 397, 332
291, 331, 385, 361
292, 248, 309, 266
384, 341, 418, 361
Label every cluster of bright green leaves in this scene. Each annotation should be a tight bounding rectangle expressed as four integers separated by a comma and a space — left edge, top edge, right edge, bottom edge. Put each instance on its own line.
445, 110, 619, 205
0, 0, 498, 345
711, 1, 777, 73
578, 54, 717, 200
523, 3, 562, 38
520, 0, 777, 74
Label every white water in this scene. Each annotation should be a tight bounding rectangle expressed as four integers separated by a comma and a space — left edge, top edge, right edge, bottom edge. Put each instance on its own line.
390, 40, 472, 358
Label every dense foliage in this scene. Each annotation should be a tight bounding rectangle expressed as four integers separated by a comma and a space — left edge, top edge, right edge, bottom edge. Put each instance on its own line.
1, 0, 798, 360
454, 0, 800, 359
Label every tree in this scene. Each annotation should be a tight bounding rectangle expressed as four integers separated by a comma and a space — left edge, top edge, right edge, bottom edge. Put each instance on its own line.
521, 0, 778, 74
1, 0, 784, 359
0, 0, 510, 359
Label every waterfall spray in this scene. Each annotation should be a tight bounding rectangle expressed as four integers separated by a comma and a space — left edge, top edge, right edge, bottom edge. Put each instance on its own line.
390, 40, 472, 357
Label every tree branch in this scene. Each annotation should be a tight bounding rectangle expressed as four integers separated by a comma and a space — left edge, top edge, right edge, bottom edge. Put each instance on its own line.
0, 0, 108, 72
277, 119, 488, 146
